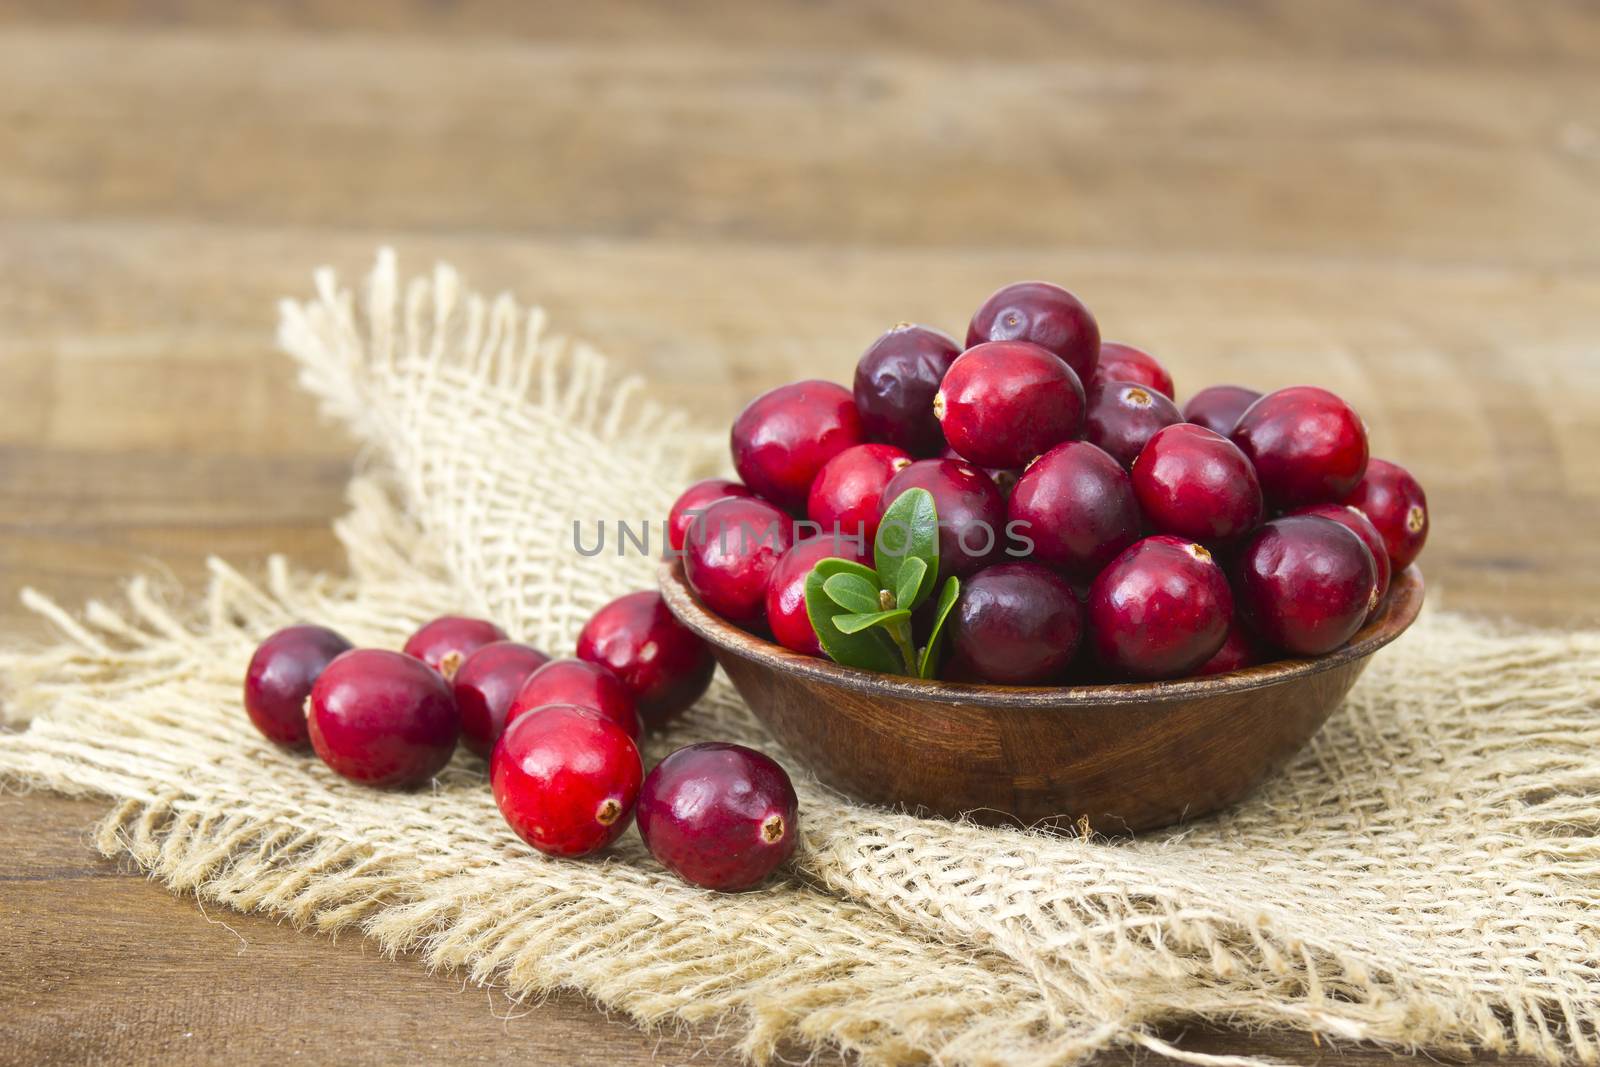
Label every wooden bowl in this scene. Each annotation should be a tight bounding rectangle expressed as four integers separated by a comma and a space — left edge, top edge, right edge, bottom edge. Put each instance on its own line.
659, 559, 1424, 832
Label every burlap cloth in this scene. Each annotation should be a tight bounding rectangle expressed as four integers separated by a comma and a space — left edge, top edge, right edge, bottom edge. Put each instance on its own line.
3, 251, 1598, 1066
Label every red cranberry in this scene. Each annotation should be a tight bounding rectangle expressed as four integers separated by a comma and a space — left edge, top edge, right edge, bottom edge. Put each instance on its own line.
879, 459, 1007, 579
1086, 536, 1233, 680
668, 478, 755, 552
1182, 384, 1261, 437
577, 591, 715, 729
491, 705, 642, 858
402, 615, 508, 680
1008, 441, 1139, 578
636, 742, 798, 892
1093, 342, 1174, 398
939, 445, 1018, 498
1230, 386, 1369, 507
1233, 516, 1378, 656
731, 380, 864, 512
1289, 503, 1391, 606
807, 442, 912, 543
852, 324, 962, 455
949, 562, 1083, 685
508, 658, 640, 739
1341, 458, 1429, 570
1195, 620, 1267, 676
765, 534, 874, 655
243, 624, 352, 747
683, 496, 796, 626
1083, 380, 1182, 469
454, 641, 551, 759
1132, 423, 1264, 544
966, 280, 1100, 382
307, 649, 459, 788
934, 341, 1085, 470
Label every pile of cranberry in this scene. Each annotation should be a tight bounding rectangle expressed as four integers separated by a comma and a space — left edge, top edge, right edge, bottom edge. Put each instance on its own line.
677, 280, 1428, 684
242, 595, 797, 892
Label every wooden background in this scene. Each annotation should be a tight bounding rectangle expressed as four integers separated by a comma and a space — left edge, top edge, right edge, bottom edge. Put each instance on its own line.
3, 2, 1598, 1064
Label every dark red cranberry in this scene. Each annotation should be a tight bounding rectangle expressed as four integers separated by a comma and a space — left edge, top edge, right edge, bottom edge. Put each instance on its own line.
1008, 441, 1139, 578
1182, 384, 1261, 437
307, 649, 459, 788
879, 459, 1007, 580
508, 658, 640, 739
934, 341, 1085, 470
966, 280, 1100, 382
636, 742, 798, 892
852, 324, 962, 456
1231, 386, 1369, 507
1233, 516, 1378, 656
1289, 503, 1391, 607
454, 641, 551, 759
1083, 381, 1182, 469
939, 445, 1018, 498
1093, 342, 1174, 398
1132, 423, 1264, 543
577, 591, 714, 729
667, 478, 755, 553
1086, 536, 1233, 680
402, 615, 507, 680
243, 624, 352, 748
948, 562, 1082, 685
765, 534, 874, 655
491, 705, 642, 858
1195, 620, 1267, 676
731, 380, 864, 512
1341, 458, 1429, 570
807, 442, 912, 543
683, 496, 795, 626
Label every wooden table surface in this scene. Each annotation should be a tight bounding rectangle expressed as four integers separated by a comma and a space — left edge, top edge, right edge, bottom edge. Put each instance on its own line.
3, 3, 1597, 1064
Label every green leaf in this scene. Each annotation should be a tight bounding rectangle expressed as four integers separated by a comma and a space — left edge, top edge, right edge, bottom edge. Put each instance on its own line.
832, 608, 912, 635
893, 556, 927, 611
822, 572, 883, 614
875, 487, 939, 611
804, 560, 904, 674
917, 576, 962, 679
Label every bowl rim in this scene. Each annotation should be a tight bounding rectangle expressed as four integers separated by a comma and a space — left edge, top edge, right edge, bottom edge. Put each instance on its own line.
658, 558, 1424, 708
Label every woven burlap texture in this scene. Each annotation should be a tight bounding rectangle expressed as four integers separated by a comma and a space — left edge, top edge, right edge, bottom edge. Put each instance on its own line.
3, 251, 1599, 1067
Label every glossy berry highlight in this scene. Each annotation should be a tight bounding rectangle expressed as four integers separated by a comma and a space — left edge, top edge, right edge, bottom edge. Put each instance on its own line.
1083, 380, 1182, 469
807, 442, 912, 544
949, 562, 1083, 685
243, 624, 353, 748
577, 591, 715, 729
1093, 342, 1174, 398
668, 478, 756, 553
307, 649, 460, 788
1007, 441, 1139, 578
1232, 516, 1379, 656
683, 496, 796, 627
852, 324, 962, 455
1131, 423, 1264, 544
454, 641, 551, 758
1087, 536, 1233, 680
1230, 386, 1369, 507
765, 534, 874, 655
491, 705, 642, 858
934, 340, 1085, 470
402, 615, 508, 681
508, 658, 640, 739
1341, 458, 1429, 571
731, 380, 864, 512
966, 280, 1100, 382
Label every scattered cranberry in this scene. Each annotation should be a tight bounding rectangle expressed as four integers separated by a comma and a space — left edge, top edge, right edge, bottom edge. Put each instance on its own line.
934, 341, 1085, 470
1008, 441, 1139, 578
307, 649, 459, 788
1341, 458, 1429, 571
636, 742, 799, 892
1232, 516, 1378, 656
577, 591, 715, 729
1083, 380, 1182, 469
949, 562, 1083, 685
243, 624, 353, 748
1231, 386, 1369, 506
1086, 536, 1233, 680
852, 324, 962, 455
668, 478, 756, 552
1195, 620, 1266, 676
454, 641, 551, 759
731, 380, 864, 512
807, 443, 912, 543
402, 615, 508, 680
683, 496, 795, 627
491, 705, 642, 858
1132, 423, 1264, 544
508, 658, 640, 739
1289, 503, 1391, 607
1182, 384, 1261, 437
879, 459, 1007, 579
966, 281, 1100, 382
765, 534, 875, 655
1093, 342, 1174, 398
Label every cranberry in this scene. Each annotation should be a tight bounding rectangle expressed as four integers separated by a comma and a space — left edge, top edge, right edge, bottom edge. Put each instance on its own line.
765, 534, 874, 655
1093, 342, 1174, 398
934, 341, 1085, 470
1233, 516, 1378, 656
852, 324, 962, 455
402, 615, 508, 680
683, 496, 796, 627
1083, 380, 1182, 469
879, 459, 1007, 579
1230, 386, 1369, 507
948, 562, 1082, 685
491, 705, 642, 858
243, 624, 352, 747
1182, 384, 1261, 437
307, 649, 459, 788
577, 591, 714, 728
1195, 620, 1266, 676
1008, 441, 1139, 578
508, 658, 640, 739
667, 478, 755, 552
1132, 423, 1264, 544
807, 442, 912, 543
939, 445, 1019, 498
454, 641, 551, 759
1341, 458, 1429, 570
1289, 503, 1391, 606
1086, 536, 1233, 680
966, 280, 1100, 382
731, 380, 864, 512
636, 742, 798, 892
